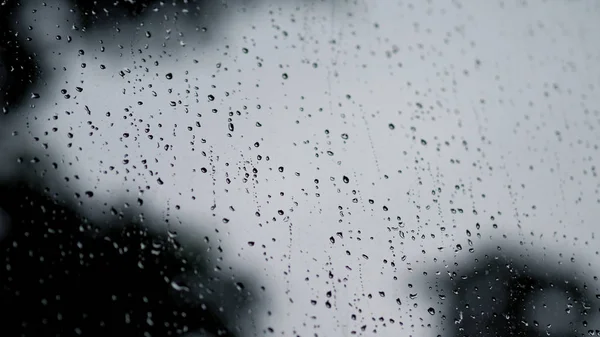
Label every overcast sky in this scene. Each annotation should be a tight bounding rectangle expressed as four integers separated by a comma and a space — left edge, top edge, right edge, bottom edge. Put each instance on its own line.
4, 0, 600, 335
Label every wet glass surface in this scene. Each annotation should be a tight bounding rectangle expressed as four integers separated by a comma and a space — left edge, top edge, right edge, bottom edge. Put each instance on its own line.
1, 0, 600, 336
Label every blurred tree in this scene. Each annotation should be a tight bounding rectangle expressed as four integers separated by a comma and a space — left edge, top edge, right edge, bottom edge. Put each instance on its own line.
439, 250, 594, 337
0, 0, 39, 113
0, 176, 255, 336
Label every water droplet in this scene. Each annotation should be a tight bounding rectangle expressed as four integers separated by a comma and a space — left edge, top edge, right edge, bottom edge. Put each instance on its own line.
427, 307, 435, 315
208, 94, 215, 101
282, 73, 288, 80
165, 73, 173, 80
388, 123, 395, 130
170, 280, 189, 292
342, 176, 350, 183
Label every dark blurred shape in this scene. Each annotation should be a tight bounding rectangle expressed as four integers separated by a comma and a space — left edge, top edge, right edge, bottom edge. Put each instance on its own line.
439, 249, 596, 337
73, 0, 152, 28
72, 0, 224, 31
0, 177, 254, 337
1, 1, 261, 335
0, 0, 39, 113
0, 0, 222, 112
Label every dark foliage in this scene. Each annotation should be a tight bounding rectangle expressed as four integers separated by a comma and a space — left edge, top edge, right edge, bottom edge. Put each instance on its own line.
0, 179, 250, 337
441, 251, 595, 337
0, 0, 39, 113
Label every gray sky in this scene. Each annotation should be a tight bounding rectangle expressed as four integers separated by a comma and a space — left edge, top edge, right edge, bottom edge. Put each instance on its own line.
4, 0, 600, 335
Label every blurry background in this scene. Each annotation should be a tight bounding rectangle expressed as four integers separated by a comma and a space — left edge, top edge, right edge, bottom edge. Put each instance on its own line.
1, 0, 600, 336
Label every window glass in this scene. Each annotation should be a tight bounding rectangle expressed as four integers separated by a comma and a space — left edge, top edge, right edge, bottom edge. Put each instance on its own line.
1, 0, 599, 336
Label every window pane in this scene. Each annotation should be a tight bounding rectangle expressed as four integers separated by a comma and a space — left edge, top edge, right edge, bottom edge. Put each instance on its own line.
1, 0, 599, 336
